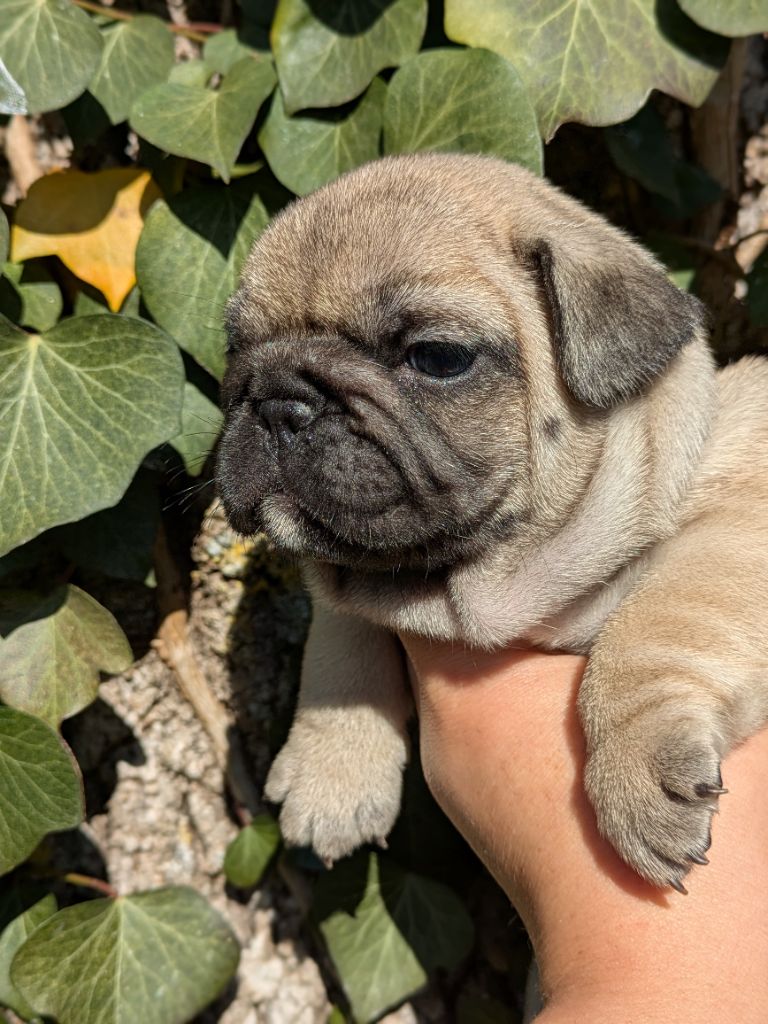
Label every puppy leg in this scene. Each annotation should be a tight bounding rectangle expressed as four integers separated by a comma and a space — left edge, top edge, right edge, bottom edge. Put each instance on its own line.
578, 520, 768, 891
264, 603, 411, 863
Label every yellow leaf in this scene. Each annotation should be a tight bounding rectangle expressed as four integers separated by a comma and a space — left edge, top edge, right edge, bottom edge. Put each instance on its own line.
11, 169, 161, 312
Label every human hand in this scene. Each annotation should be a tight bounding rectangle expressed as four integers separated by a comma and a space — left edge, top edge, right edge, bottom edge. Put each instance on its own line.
402, 637, 768, 1023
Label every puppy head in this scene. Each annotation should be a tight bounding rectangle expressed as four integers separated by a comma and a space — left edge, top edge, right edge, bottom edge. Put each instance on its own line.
216, 154, 706, 571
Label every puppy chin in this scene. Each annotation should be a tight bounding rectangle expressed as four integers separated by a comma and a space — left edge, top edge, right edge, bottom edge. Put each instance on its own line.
260, 495, 317, 555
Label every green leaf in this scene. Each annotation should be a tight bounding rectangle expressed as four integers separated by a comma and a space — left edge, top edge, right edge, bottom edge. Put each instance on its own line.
167, 58, 211, 87
0, 894, 56, 1019
0, 210, 7, 265
0, 707, 83, 875
136, 184, 269, 379
0, 584, 132, 728
747, 248, 768, 326
89, 16, 174, 125
11, 887, 240, 1024
0, 314, 184, 556
170, 381, 223, 477
605, 103, 721, 217
129, 58, 276, 182
203, 28, 264, 73
224, 814, 280, 888
260, 78, 385, 196
57, 469, 160, 580
679, 0, 768, 36
444, 0, 729, 141
272, 0, 427, 113
383, 47, 542, 173
0, 261, 63, 333
0, 0, 103, 115
315, 853, 474, 1022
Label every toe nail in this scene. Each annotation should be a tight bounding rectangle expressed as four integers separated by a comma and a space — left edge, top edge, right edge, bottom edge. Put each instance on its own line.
322, 856, 334, 870
695, 783, 728, 797
669, 878, 688, 895
689, 853, 709, 865
375, 837, 389, 850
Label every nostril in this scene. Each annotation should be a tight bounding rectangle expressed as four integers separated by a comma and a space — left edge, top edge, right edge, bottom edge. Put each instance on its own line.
259, 398, 316, 440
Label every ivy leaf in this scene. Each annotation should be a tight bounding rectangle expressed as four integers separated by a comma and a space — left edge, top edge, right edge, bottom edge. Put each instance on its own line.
224, 814, 281, 888
315, 853, 474, 1022
0, 584, 131, 728
260, 79, 385, 196
89, 16, 175, 125
129, 58, 276, 182
11, 887, 241, 1024
11, 168, 162, 311
0, 314, 184, 556
383, 48, 542, 173
747, 248, 768, 327
0, 261, 63, 333
0, 894, 56, 1019
168, 58, 211, 87
170, 381, 223, 477
136, 184, 269, 379
444, 0, 728, 141
679, 0, 768, 36
57, 469, 160, 581
272, 0, 427, 113
0, 707, 84, 876
0, 0, 103, 114
203, 28, 265, 74
605, 103, 721, 217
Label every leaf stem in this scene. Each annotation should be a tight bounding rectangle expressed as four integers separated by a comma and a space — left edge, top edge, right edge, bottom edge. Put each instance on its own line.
70, 0, 219, 44
64, 872, 119, 899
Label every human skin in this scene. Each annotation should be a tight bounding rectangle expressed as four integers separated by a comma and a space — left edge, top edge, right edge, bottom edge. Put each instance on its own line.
402, 638, 768, 1023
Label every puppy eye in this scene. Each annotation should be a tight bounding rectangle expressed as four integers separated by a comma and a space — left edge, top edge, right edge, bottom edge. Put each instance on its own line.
406, 342, 475, 379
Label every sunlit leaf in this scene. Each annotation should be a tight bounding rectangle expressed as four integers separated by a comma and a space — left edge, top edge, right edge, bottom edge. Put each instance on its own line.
0, 894, 56, 1019
445, 0, 728, 140
0, 314, 184, 556
170, 381, 223, 477
11, 887, 240, 1024
11, 168, 161, 311
0, 707, 83, 876
223, 815, 280, 888
89, 16, 174, 125
136, 183, 269, 379
260, 78, 385, 195
203, 27, 265, 73
0, 584, 131, 728
315, 853, 474, 1022
167, 58, 210, 87
272, 0, 427, 113
679, 0, 768, 36
130, 58, 276, 182
383, 48, 542, 172
0, 0, 103, 114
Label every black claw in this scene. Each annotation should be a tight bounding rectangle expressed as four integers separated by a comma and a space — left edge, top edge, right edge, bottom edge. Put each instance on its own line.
669, 877, 689, 895
689, 852, 709, 866
695, 783, 728, 797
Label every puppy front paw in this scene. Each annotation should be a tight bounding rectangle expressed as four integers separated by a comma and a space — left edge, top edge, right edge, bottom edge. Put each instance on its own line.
584, 718, 725, 892
264, 707, 409, 864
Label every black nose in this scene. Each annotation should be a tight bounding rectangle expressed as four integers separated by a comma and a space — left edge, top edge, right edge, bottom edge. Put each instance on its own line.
259, 398, 316, 441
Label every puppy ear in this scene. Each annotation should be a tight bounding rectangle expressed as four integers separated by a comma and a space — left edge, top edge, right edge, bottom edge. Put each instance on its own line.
533, 240, 708, 409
